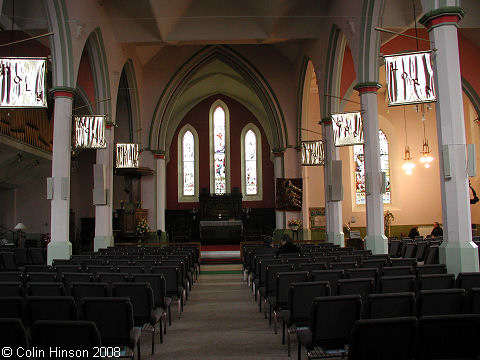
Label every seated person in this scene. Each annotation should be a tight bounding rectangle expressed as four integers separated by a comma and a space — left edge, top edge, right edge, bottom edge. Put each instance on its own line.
408, 226, 420, 239
255, 236, 276, 254
430, 222, 443, 237
277, 234, 301, 254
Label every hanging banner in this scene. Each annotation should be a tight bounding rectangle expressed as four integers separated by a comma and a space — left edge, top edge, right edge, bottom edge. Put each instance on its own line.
275, 178, 302, 211
331, 111, 364, 146
73, 115, 107, 149
116, 143, 139, 168
0, 57, 47, 108
301, 140, 325, 166
385, 51, 436, 106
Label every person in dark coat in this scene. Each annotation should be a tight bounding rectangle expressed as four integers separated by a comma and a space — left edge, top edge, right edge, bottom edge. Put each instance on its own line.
430, 222, 443, 237
277, 234, 301, 254
408, 226, 420, 239
255, 236, 276, 255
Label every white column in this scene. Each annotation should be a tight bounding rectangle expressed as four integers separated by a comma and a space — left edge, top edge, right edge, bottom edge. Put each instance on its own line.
94, 124, 115, 251
322, 120, 344, 246
155, 153, 166, 232
48, 90, 74, 264
273, 150, 285, 230
354, 83, 388, 254
420, 9, 479, 273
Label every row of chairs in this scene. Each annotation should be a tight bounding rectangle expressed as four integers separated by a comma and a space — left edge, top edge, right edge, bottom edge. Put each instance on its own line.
0, 297, 144, 360
0, 247, 46, 270
388, 239, 441, 261
298, 301, 480, 360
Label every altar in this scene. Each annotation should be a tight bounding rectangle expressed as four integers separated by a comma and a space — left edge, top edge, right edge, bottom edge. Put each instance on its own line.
200, 220, 243, 241
198, 190, 243, 243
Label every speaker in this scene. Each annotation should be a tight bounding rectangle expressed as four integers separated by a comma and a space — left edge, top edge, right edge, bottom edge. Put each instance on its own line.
61, 177, 69, 200
93, 164, 107, 205
46, 177, 54, 200
330, 160, 343, 201
380, 172, 387, 194
443, 145, 451, 179
468, 144, 476, 177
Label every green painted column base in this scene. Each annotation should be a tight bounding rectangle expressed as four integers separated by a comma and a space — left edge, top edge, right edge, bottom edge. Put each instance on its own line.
94, 235, 114, 252
327, 232, 344, 247
364, 234, 388, 254
47, 241, 72, 265
439, 241, 479, 275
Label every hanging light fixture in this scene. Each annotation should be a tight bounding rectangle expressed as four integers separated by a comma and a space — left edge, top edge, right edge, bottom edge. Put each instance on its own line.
402, 107, 416, 175
420, 123, 434, 168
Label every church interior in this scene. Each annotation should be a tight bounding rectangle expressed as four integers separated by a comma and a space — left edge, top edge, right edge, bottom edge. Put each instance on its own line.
1, 0, 480, 358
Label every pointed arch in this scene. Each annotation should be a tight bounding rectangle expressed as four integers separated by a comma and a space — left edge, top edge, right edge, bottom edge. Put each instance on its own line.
121, 60, 141, 143
149, 46, 287, 157
44, 0, 75, 88
84, 28, 111, 117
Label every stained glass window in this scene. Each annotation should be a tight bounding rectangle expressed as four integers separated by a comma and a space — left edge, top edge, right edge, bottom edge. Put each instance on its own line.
213, 106, 226, 194
354, 130, 391, 205
183, 131, 195, 196
245, 129, 257, 195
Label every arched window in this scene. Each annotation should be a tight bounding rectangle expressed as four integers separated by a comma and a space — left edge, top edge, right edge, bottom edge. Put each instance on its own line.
241, 124, 263, 201
178, 125, 199, 202
354, 129, 391, 205
209, 100, 230, 194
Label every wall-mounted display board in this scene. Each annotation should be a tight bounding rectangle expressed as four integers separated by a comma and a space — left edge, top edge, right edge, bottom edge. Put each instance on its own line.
309, 207, 325, 229
385, 51, 436, 106
331, 112, 364, 147
0, 57, 47, 108
73, 115, 107, 149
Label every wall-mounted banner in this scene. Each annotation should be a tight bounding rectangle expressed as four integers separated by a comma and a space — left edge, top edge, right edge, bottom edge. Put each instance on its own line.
73, 116, 107, 149
116, 143, 139, 168
385, 51, 436, 106
275, 178, 302, 211
0, 57, 47, 108
331, 111, 364, 147
301, 140, 325, 166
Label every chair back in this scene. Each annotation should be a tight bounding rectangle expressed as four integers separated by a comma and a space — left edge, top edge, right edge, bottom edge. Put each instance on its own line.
456, 272, 480, 291
311, 270, 344, 295
330, 262, 357, 271
70, 282, 109, 303
424, 245, 439, 264
0, 281, 24, 297
274, 271, 308, 309
26, 296, 78, 328
416, 289, 465, 316
0, 297, 24, 324
418, 273, 455, 291
390, 258, 417, 268
132, 273, 167, 309
264, 264, 293, 297
81, 297, 135, 348
0, 271, 23, 283
288, 281, 330, 326
112, 283, 154, 326
366, 292, 416, 319
379, 275, 416, 293
381, 266, 412, 277
337, 278, 375, 302
27, 272, 58, 283
33, 320, 101, 356
151, 266, 183, 298
348, 317, 417, 360
416, 314, 480, 360
26, 282, 65, 296
309, 295, 362, 349
0, 318, 29, 349
415, 264, 447, 277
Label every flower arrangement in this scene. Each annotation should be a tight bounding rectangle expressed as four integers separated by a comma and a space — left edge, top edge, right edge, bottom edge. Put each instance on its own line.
136, 217, 150, 237
288, 219, 302, 229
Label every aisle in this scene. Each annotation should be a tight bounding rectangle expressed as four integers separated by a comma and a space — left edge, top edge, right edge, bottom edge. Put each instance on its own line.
154, 264, 295, 359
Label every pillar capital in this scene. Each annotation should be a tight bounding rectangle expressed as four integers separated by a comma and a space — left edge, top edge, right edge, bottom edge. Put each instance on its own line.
353, 82, 382, 95
320, 117, 332, 125
419, 6, 465, 30
50, 87, 76, 98
272, 148, 285, 157
152, 150, 166, 159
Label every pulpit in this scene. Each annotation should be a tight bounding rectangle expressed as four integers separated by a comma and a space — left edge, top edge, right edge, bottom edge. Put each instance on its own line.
116, 208, 148, 234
